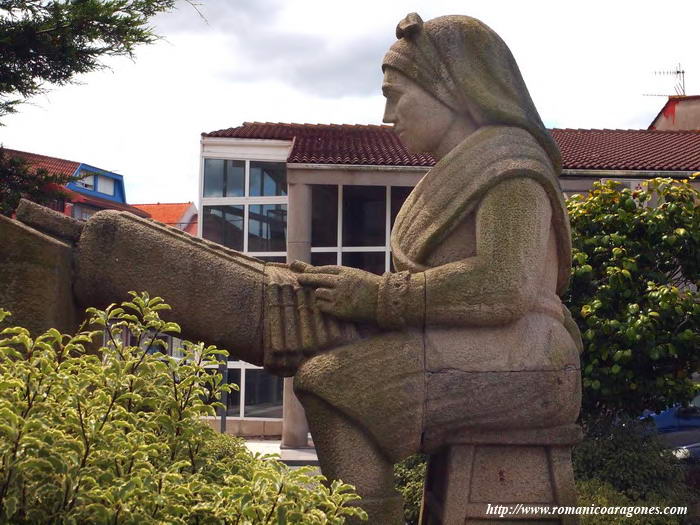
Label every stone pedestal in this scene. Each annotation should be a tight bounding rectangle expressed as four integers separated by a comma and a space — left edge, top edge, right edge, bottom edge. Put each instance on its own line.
281, 377, 310, 447
420, 425, 581, 525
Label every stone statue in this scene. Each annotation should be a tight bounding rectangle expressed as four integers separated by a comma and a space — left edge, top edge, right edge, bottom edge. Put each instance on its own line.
0, 13, 582, 525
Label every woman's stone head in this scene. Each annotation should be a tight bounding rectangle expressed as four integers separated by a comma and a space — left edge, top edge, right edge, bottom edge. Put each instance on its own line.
382, 13, 560, 168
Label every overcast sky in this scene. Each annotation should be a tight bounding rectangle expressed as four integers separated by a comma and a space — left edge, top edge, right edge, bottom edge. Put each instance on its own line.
2, 0, 698, 205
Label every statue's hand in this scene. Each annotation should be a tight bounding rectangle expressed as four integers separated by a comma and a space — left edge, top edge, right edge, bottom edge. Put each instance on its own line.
295, 265, 381, 323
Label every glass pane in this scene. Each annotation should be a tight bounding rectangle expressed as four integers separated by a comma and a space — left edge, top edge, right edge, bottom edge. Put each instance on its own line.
311, 252, 338, 266
390, 186, 413, 229
203, 159, 224, 197
255, 255, 286, 263
97, 175, 115, 196
250, 161, 287, 197
244, 370, 283, 418
342, 252, 386, 275
72, 204, 98, 221
248, 204, 287, 252
226, 368, 241, 417
311, 185, 338, 247
203, 159, 244, 197
170, 337, 185, 359
76, 171, 95, 191
343, 185, 386, 246
202, 205, 244, 250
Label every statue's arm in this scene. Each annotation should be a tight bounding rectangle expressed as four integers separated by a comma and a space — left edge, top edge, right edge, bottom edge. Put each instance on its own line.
377, 177, 552, 328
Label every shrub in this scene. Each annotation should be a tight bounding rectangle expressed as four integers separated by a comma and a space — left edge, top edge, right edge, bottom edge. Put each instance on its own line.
576, 479, 684, 525
393, 454, 426, 524
565, 176, 700, 416
0, 293, 365, 524
573, 416, 688, 502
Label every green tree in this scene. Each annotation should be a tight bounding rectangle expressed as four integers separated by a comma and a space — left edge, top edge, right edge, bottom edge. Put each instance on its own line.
0, 146, 74, 216
0, 0, 189, 119
0, 293, 366, 524
565, 176, 700, 416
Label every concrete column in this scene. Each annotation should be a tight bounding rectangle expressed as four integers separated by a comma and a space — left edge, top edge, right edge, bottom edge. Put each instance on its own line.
282, 182, 312, 448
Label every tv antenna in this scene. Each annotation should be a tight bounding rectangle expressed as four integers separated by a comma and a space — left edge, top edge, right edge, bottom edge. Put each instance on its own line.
654, 63, 686, 96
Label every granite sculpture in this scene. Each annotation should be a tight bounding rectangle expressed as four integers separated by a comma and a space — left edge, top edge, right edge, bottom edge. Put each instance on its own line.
0, 13, 582, 525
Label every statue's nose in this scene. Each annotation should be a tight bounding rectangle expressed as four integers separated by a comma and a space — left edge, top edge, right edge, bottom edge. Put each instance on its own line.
382, 101, 396, 124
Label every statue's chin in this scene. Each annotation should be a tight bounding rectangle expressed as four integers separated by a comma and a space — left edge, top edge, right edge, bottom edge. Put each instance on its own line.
403, 142, 432, 156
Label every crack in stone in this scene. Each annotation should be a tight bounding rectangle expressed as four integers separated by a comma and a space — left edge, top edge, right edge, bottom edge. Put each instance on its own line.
427, 365, 580, 374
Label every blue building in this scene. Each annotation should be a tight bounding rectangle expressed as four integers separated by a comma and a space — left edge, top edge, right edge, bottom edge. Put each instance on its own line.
5, 148, 148, 219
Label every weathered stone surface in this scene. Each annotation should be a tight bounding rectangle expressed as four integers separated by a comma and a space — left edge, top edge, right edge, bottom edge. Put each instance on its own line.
74, 209, 268, 365
16, 198, 84, 242
293, 12, 582, 523
0, 214, 78, 336
0, 12, 583, 524
421, 426, 581, 524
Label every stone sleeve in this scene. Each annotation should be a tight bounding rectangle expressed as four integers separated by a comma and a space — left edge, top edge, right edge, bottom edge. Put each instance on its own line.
376, 270, 426, 329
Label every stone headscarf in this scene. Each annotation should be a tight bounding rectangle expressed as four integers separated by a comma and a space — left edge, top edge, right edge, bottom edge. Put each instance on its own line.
382, 13, 561, 171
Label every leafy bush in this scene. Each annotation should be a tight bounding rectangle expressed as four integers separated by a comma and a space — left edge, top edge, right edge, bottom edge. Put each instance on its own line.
576, 479, 684, 525
393, 454, 426, 524
573, 416, 689, 502
0, 293, 365, 524
565, 176, 700, 415
0, 146, 74, 216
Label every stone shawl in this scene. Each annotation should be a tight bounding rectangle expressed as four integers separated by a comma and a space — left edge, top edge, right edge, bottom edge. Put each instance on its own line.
391, 125, 572, 297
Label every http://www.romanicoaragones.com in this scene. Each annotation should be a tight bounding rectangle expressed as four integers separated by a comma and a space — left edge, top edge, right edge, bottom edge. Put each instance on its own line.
486, 503, 687, 519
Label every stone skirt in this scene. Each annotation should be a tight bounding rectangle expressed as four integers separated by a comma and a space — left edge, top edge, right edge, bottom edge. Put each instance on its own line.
293, 312, 581, 463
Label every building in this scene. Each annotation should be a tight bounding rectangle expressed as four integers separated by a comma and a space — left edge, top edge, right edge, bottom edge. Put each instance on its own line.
132, 202, 198, 235
4, 148, 148, 219
649, 95, 700, 131
199, 122, 700, 443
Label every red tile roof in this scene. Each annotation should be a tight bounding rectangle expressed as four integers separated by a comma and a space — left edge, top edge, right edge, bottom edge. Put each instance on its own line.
204, 122, 434, 167
183, 214, 198, 236
204, 122, 700, 172
64, 189, 150, 218
3, 148, 80, 177
552, 128, 700, 171
131, 202, 195, 228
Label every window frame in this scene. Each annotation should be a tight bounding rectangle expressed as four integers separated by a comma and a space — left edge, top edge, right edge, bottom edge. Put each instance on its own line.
311, 184, 413, 274
200, 156, 288, 420
201, 158, 288, 259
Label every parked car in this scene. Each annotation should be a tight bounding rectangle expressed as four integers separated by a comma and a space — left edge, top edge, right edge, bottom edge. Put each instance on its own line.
648, 395, 700, 433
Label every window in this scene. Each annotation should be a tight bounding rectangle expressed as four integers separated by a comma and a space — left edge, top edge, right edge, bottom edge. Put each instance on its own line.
391, 186, 412, 228
310, 184, 414, 275
244, 369, 283, 418
72, 204, 98, 221
311, 252, 338, 266
311, 185, 338, 247
255, 255, 287, 263
97, 175, 115, 196
342, 185, 386, 247
249, 162, 287, 197
201, 158, 288, 421
75, 172, 95, 191
226, 369, 242, 416
201, 159, 288, 258
202, 205, 244, 250
203, 159, 245, 197
342, 252, 386, 275
248, 204, 287, 252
